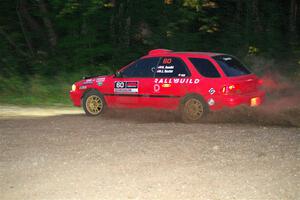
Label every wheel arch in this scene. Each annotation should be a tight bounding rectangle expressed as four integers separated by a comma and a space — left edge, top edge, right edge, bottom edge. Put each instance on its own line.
82, 88, 103, 99
81, 88, 105, 105
180, 93, 210, 111
180, 92, 207, 103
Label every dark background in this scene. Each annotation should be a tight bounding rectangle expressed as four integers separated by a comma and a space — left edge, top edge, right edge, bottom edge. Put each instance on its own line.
0, 0, 299, 105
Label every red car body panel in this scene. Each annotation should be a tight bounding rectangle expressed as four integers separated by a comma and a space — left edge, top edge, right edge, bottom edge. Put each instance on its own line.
70, 50, 265, 111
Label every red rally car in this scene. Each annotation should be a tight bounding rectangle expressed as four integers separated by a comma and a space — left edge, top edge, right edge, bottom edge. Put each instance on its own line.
70, 49, 265, 122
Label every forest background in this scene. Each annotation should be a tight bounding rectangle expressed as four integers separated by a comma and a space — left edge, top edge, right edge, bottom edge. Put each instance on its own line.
0, 0, 299, 105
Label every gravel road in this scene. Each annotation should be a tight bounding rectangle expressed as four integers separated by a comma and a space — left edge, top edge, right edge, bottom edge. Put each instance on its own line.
0, 107, 299, 200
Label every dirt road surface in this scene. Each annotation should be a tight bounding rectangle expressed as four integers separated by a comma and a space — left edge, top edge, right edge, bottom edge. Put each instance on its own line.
0, 106, 299, 200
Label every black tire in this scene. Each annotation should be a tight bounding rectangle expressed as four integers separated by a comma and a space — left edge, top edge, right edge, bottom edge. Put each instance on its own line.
180, 94, 209, 123
82, 90, 106, 116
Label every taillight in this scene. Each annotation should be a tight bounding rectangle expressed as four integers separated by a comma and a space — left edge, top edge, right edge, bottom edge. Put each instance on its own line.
228, 84, 235, 91
221, 84, 238, 94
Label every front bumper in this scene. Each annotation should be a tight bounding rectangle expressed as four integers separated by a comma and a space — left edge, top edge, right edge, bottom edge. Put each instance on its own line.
69, 90, 82, 107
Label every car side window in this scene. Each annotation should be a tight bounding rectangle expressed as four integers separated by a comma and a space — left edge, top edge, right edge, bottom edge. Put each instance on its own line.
121, 57, 160, 78
189, 58, 221, 78
155, 57, 190, 78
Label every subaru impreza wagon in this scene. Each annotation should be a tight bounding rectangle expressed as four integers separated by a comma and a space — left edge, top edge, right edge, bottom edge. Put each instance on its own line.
70, 49, 265, 122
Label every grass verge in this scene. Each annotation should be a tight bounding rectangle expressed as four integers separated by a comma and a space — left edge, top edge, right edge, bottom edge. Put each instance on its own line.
0, 75, 74, 107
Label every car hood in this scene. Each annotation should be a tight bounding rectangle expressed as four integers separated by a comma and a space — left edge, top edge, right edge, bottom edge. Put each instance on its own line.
76, 75, 112, 86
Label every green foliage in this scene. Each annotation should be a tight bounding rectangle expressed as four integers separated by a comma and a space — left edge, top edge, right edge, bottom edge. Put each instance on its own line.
0, 0, 299, 105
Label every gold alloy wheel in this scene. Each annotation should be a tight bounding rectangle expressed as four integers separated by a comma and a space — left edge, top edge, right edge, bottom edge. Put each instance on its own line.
184, 98, 204, 121
86, 95, 103, 115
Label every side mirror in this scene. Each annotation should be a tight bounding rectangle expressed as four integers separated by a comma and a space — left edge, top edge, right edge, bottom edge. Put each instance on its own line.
114, 71, 122, 78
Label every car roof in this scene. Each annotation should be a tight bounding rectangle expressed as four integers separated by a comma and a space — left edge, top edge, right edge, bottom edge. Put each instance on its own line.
146, 49, 224, 58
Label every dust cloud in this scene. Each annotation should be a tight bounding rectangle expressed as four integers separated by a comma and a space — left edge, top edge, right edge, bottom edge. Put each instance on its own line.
104, 72, 300, 127
207, 71, 300, 127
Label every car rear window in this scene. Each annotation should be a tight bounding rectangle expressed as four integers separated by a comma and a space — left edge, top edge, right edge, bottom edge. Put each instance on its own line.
213, 55, 251, 77
189, 58, 220, 78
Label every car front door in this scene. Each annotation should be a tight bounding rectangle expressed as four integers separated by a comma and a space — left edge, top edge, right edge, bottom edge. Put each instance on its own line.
109, 57, 160, 108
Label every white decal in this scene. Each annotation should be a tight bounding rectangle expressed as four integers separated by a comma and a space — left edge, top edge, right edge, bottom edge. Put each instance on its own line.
79, 85, 87, 90
154, 78, 200, 84
154, 84, 160, 92
208, 98, 215, 106
165, 66, 174, 69
156, 65, 175, 74
209, 88, 216, 95
115, 88, 138, 93
115, 81, 125, 88
114, 81, 139, 94
173, 79, 179, 83
223, 57, 232, 61
83, 79, 93, 85
96, 78, 105, 82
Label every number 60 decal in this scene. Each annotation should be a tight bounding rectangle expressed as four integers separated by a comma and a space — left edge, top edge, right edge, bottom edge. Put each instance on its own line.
115, 81, 125, 88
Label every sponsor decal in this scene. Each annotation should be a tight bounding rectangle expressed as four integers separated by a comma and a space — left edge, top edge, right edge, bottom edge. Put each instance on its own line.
79, 85, 87, 90
154, 78, 200, 84
83, 79, 93, 85
207, 98, 215, 106
96, 77, 106, 86
209, 88, 215, 95
96, 77, 105, 82
153, 84, 160, 92
83, 77, 106, 85
114, 81, 139, 94
156, 58, 175, 74
162, 83, 171, 88
223, 57, 232, 61
156, 65, 174, 74
163, 58, 172, 64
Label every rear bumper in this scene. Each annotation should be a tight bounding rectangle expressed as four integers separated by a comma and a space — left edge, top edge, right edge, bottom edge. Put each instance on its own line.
221, 90, 266, 108
69, 91, 82, 107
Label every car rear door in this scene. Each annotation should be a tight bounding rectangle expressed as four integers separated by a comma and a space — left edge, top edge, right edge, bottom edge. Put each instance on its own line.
150, 57, 193, 109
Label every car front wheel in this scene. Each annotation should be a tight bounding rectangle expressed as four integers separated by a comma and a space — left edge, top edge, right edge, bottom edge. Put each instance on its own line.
83, 90, 106, 116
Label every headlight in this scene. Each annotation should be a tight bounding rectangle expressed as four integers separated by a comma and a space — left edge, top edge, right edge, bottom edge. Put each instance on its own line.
71, 84, 76, 91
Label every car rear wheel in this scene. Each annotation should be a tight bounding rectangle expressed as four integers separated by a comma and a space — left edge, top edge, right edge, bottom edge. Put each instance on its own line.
180, 95, 208, 123
83, 90, 106, 116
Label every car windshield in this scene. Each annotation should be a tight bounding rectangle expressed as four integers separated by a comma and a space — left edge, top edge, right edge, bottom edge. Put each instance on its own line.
213, 55, 251, 77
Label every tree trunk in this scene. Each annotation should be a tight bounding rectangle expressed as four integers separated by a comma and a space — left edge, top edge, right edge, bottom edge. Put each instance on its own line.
17, 0, 34, 56
0, 27, 28, 57
19, 0, 43, 34
124, 16, 131, 48
252, 0, 262, 32
38, 0, 57, 48
236, 0, 243, 22
111, 0, 116, 7
289, 0, 298, 45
